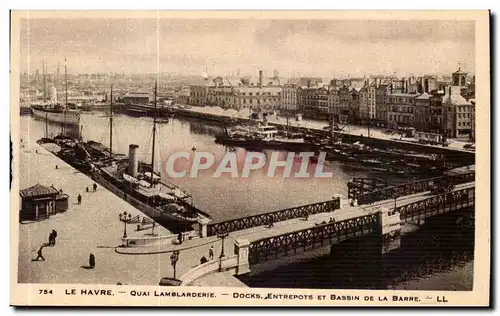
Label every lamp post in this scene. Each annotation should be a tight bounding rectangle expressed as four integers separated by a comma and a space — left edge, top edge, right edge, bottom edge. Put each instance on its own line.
217, 232, 229, 272
170, 250, 180, 279
118, 211, 132, 239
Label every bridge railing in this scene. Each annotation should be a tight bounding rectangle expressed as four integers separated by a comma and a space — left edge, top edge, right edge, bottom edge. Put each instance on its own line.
248, 213, 379, 265
397, 186, 475, 222
358, 172, 475, 205
207, 198, 341, 236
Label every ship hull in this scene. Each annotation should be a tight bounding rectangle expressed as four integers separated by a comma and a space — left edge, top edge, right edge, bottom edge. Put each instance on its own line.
32, 108, 80, 126
91, 168, 203, 231
215, 135, 319, 152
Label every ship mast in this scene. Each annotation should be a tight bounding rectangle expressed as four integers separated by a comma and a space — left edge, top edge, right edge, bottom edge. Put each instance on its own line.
42, 61, 47, 102
109, 84, 113, 157
150, 81, 157, 188
62, 57, 68, 135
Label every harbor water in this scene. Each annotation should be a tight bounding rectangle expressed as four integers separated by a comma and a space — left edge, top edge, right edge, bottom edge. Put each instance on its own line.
19, 112, 474, 290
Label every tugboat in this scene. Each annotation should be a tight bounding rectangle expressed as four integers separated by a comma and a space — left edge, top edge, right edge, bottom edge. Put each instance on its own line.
215, 120, 318, 151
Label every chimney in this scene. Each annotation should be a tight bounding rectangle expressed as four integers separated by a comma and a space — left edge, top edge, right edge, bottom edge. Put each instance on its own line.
424, 78, 429, 93
376, 78, 380, 88
128, 144, 139, 177
259, 70, 263, 88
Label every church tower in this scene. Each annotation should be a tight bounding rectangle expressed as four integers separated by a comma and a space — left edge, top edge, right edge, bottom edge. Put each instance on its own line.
452, 64, 467, 87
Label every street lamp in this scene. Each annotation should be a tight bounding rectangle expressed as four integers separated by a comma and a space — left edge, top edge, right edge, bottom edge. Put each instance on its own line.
170, 250, 180, 279
217, 232, 229, 272
119, 211, 132, 238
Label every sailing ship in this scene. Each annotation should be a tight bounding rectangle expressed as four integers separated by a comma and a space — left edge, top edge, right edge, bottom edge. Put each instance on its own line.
31, 59, 81, 126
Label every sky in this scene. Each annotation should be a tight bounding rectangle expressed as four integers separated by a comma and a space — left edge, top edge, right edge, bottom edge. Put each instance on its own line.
18, 18, 475, 78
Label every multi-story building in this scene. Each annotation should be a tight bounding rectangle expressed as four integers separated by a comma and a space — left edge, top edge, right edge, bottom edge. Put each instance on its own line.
327, 86, 340, 117
367, 83, 377, 120
428, 91, 444, 133
337, 86, 359, 122
207, 84, 282, 110
375, 84, 390, 125
387, 93, 417, 128
189, 82, 211, 106
414, 92, 431, 131
358, 85, 370, 121
282, 84, 299, 113
301, 86, 329, 120
122, 92, 153, 104
442, 85, 474, 138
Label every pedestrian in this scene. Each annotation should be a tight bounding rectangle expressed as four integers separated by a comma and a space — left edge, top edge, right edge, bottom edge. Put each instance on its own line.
86, 187, 89, 193
89, 253, 95, 269
55, 165, 58, 169
48, 231, 54, 246
51, 229, 58, 246
200, 256, 208, 264
93, 183, 97, 192
77, 194, 82, 205
35, 245, 45, 261
177, 232, 183, 244
208, 246, 214, 260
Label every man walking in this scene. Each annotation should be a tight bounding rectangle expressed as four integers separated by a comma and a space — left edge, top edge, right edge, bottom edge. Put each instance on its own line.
208, 246, 214, 260
35, 245, 45, 261
51, 230, 58, 246
93, 183, 97, 192
77, 194, 82, 205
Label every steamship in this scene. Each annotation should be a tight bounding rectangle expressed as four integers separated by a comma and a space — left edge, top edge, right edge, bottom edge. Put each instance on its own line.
38, 83, 210, 232
31, 60, 81, 126
88, 82, 210, 232
31, 104, 81, 126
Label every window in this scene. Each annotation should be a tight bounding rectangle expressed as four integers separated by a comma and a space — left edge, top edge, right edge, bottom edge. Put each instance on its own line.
256, 92, 260, 96
249, 92, 253, 96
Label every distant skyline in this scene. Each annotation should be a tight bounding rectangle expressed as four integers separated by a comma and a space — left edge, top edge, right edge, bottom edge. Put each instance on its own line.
19, 19, 475, 78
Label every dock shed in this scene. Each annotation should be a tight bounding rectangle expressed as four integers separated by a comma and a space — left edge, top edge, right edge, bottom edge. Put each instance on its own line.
19, 184, 69, 221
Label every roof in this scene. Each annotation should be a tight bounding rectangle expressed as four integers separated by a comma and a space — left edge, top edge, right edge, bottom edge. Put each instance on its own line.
124, 93, 152, 98
20, 184, 59, 198
442, 86, 472, 106
388, 93, 418, 98
416, 93, 430, 100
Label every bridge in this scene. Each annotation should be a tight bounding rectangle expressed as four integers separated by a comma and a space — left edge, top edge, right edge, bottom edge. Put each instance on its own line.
347, 168, 474, 205
176, 181, 475, 285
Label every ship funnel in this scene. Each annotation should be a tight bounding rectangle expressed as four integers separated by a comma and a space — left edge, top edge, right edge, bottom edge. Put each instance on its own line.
128, 144, 139, 177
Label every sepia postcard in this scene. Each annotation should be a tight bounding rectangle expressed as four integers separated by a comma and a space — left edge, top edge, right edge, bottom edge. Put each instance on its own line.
10, 10, 490, 307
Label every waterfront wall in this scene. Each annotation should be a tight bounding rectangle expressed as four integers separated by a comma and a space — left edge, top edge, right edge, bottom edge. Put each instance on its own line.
166, 107, 474, 165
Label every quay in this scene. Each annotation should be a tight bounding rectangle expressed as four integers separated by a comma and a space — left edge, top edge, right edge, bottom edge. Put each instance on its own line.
17, 129, 475, 287
165, 105, 475, 160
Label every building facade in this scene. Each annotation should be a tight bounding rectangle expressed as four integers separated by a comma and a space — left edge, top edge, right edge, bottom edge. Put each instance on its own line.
414, 92, 431, 132
189, 83, 211, 106
327, 87, 340, 116
442, 86, 474, 138
282, 84, 299, 113
387, 93, 417, 128
122, 92, 153, 104
301, 86, 329, 120
375, 84, 390, 126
